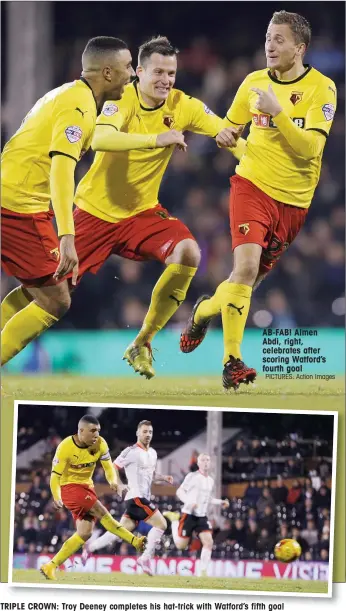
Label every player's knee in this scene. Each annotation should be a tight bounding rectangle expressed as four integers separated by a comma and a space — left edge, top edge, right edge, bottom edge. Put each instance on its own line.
53, 292, 72, 318
233, 260, 259, 284
176, 539, 188, 550
170, 239, 201, 268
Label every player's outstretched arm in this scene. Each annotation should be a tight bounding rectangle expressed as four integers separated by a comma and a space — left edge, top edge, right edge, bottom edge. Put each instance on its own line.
91, 125, 186, 152
50, 154, 79, 285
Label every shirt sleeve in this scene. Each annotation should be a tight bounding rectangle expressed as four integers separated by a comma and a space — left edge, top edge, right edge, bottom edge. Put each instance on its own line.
96, 100, 132, 131
99, 438, 111, 462
51, 441, 69, 477
225, 76, 252, 126
183, 96, 224, 136
114, 446, 134, 469
50, 96, 94, 162
305, 80, 337, 136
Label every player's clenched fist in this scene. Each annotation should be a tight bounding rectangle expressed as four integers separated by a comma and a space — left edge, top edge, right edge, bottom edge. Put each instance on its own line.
156, 130, 187, 151
251, 84, 282, 117
216, 126, 242, 148
221, 499, 230, 510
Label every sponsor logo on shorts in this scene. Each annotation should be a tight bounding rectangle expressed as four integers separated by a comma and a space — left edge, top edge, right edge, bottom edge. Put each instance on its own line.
238, 223, 250, 235
322, 103, 335, 121
149, 503, 156, 511
182, 529, 187, 537
103, 103, 118, 116
155, 210, 177, 221
163, 115, 174, 128
204, 105, 214, 115
290, 91, 303, 105
65, 125, 83, 143
85, 494, 92, 500
50, 247, 60, 261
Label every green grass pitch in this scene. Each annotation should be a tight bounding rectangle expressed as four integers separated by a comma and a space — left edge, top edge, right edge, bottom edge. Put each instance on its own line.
12, 568, 328, 594
2, 374, 344, 410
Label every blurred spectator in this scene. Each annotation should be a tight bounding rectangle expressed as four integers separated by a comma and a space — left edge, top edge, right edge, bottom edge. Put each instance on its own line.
256, 528, 276, 555
271, 475, 289, 504
227, 518, 247, 547
244, 520, 259, 551
301, 520, 319, 547
287, 480, 303, 505
258, 505, 277, 535
256, 487, 276, 515
243, 480, 261, 507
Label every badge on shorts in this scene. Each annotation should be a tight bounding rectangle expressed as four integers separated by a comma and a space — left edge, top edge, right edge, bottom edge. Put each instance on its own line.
239, 223, 250, 235
65, 125, 83, 143
322, 103, 335, 121
103, 103, 118, 116
50, 247, 60, 261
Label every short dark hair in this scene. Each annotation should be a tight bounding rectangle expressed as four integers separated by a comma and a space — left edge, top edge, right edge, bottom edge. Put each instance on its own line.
270, 10, 311, 49
83, 36, 128, 57
138, 36, 179, 66
79, 414, 100, 426
137, 420, 152, 429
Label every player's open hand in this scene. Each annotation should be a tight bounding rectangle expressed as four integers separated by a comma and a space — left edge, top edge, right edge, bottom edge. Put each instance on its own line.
53, 499, 64, 510
54, 234, 79, 286
221, 499, 230, 510
216, 126, 242, 148
115, 483, 129, 498
251, 84, 282, 117
156, 130, 187, 152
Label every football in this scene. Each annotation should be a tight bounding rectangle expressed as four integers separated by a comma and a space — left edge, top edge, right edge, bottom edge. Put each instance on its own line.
274, 538, 302, 563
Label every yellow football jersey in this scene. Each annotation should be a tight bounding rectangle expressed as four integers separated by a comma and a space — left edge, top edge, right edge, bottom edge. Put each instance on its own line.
75, 81, 224, 222
225, 66, 336, 208
1, 78, 97, 214
51, 435, 111, 488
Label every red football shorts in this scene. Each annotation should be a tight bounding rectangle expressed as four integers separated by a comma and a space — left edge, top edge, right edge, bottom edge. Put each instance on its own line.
1, 208, 61, 287
230, 175, 309, 274
73, 204, 195, 281
61, 483, 98, 522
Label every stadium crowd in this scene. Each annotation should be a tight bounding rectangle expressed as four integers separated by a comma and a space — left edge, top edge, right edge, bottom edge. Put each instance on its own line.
2, 5, 345, 333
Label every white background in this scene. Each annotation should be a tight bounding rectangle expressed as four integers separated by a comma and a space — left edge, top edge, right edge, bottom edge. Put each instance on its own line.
0, 582, 345, 609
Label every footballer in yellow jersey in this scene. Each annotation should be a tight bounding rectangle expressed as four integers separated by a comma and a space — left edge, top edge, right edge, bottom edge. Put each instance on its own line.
73, 36, 242, 379
181, 11, 336, 390
40, 414, 145, 581
1, 36, 135, 368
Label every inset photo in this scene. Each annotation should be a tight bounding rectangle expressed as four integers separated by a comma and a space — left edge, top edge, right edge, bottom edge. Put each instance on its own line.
10, 402, 337, 597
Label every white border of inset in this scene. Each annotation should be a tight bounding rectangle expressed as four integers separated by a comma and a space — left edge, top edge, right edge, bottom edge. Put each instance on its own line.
8, 400, 338, 599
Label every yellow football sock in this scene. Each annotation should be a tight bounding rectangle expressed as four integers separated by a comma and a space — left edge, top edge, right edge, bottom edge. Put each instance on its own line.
1, 301, 58, 365
51, 533, 85, 567
135, 263, 197, 344
217, 281, 252, 363
100, 513, 135, 545
1, 286, 32, 330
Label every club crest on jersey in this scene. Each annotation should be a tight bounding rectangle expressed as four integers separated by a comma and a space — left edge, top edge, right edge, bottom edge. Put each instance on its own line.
239, 223, 250, 236
204, 104, 215, 115
103, 103, 118, 116
322, 103, 335, 121
163, 115, 174, 128
290, 91, 303, 106
65, 125, 82, 143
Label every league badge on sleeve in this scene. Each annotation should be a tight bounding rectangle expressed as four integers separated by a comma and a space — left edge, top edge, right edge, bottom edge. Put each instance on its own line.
65, 125, 83, 143
322, 103, 335, 121
103, 103, 118, 116
204, 104, 215, 115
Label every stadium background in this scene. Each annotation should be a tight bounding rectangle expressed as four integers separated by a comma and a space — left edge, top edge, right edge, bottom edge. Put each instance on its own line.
12, 404, 334, 586
1, 1, 345, 376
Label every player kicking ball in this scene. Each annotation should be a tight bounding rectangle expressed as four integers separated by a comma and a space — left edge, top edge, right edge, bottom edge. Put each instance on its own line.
180, 10, 336, 390
40, 415, 146, 581
164, 454, 229, 577
82, 420, 173, 576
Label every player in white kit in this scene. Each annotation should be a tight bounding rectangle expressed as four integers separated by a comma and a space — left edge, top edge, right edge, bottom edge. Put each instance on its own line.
82, 420, 173, 575
164, 453, 229, 577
